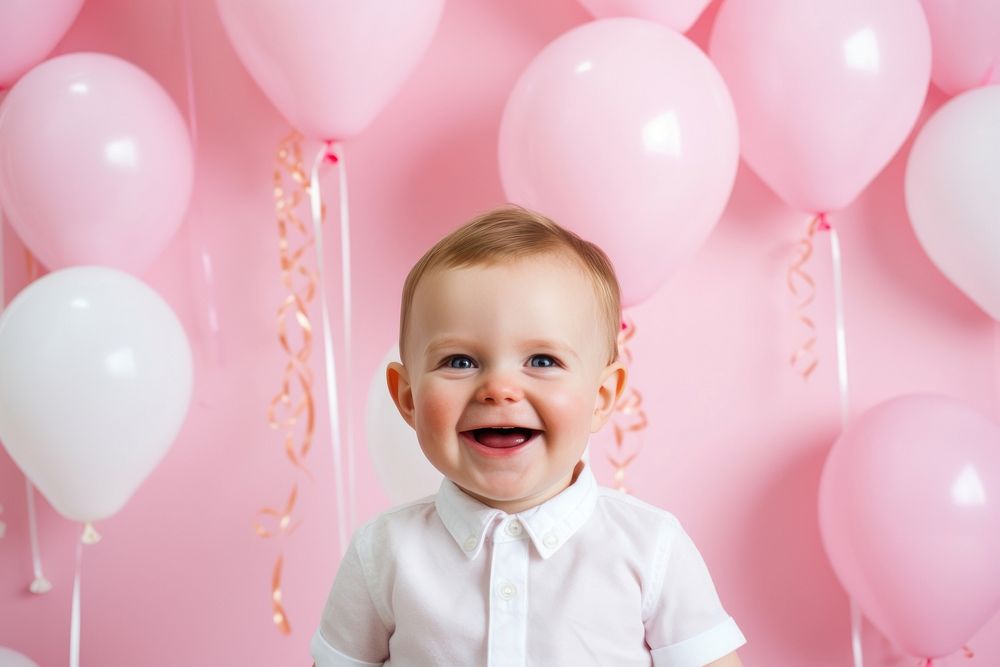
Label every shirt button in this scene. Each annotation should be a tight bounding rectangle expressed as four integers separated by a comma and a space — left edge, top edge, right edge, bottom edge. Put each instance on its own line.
505, 520, 523, 537
498, 583, 516, 600
543, 532, 559, 549
463, 536, 478, 552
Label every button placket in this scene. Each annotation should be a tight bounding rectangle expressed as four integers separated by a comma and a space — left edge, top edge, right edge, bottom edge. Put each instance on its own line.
487, 522, 529, 667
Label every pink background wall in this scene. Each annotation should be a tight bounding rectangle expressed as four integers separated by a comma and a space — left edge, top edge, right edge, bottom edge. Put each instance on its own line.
2, 0, 998, 665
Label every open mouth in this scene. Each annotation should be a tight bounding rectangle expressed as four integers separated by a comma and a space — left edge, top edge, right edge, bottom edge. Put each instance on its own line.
460, 427, 542, 451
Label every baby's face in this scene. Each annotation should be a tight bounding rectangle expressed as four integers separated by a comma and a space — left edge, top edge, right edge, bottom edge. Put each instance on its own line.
387, 253, 625, 513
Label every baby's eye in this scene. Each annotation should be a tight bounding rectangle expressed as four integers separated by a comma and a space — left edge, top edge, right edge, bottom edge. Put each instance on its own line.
529, 354, 559, 368
444, 355, 476, 370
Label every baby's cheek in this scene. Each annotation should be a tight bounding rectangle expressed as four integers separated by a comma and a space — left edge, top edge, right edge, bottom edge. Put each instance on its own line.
413, 382, 458, 434
545, 386, 597, 430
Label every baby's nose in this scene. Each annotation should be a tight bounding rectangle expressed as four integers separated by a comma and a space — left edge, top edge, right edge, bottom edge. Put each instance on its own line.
474, 372, 524, 403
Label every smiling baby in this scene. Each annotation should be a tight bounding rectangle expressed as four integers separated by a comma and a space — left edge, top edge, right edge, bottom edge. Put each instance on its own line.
310, 205, 746, 667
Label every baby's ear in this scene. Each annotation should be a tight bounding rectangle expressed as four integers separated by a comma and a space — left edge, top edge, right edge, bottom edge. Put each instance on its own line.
591, 361, 627, 433
386, 361, 416, 429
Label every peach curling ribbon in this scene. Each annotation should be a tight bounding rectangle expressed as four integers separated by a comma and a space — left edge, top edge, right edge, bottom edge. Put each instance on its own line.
258, 131, 355, 635
257, 132, 317, 635
607, 315, 647, 493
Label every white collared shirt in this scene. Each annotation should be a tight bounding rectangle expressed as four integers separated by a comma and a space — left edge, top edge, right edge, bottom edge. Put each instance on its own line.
311, 463, 745, 666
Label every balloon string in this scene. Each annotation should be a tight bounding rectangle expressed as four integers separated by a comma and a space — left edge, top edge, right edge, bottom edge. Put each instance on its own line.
827, 215, 850, 428
825, 214, 862, 667
17, 249, 52, 594
332, 141, 357, 532
26, 477, 51, 593
309, 140, 349, 556
70, 529, 85, 667
787, 215, 826, 378
0, 206, 6, 308
0, 211, 5, 540
849, 579, 864, 667
178, 0, 199, 149
178, 0, 223, 369
995, 321, 1000, 422
260, 131, 320, 635
980, 62, 999, 87
607, 315, 647, 492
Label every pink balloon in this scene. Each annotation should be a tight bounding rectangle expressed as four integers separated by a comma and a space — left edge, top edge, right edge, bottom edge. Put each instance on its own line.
0, 53, 193, 274
818, 394, 1000, 659
920, 0, 1000, 97
0, 0, 84, 89
709, 0, 931, 213
499, 18, 739, 307
576, 0, 710, 33
215, 0, 444, 141
905, 86, 1000, 321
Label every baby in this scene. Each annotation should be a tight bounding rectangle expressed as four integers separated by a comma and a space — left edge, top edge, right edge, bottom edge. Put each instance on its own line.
310, 206, 746, 666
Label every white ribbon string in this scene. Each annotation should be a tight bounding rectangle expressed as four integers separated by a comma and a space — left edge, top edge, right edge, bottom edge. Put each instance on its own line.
332, 142, 356, 532
1, 206, 5, 306
0, 208, 51, 594
0, 213, 5, 540
178, 0, 199, 150
829, 225, 850, 427
828, 222, 861, 667
70, 533, 83, 667
178, 0, 223, 369
309, 144, 348, 556
994, 321, 1000, 421
26, 478, 51, 593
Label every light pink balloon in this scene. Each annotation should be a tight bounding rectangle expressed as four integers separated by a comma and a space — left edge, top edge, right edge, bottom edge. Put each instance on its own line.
0, 53, 193, 274
0, 0, 84, 89
215, 0, 444, 141
709, 0, 931, 213
576, 0, 710, 33
920, 0, 1000, 97
499, 18, 739, 307
906, 86, 1000, 321
819, 394, 1000, 659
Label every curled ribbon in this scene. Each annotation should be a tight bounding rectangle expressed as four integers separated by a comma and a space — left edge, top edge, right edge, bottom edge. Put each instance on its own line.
256, 130, 320, 635
607, 315, 647, 493
787, 214, 830, 379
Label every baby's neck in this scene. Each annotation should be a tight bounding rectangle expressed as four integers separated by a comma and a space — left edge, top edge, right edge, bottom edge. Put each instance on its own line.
456, 460, 584, 514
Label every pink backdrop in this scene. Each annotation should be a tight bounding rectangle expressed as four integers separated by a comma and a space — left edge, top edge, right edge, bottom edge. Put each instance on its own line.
2, 0, 998, 665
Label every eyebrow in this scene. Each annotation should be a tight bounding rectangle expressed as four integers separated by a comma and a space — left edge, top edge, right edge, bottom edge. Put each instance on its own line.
423, 336, 580, 360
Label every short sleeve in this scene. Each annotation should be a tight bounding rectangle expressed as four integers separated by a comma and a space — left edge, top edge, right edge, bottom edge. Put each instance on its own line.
643, 526, 746, 667
310, 532, 392, 667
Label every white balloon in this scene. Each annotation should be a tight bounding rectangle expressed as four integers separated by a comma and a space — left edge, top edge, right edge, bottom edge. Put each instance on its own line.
365, 345, 441, 504
0, 267, 193, 522
905, 85, 1000, 319
0, 647, 39, 667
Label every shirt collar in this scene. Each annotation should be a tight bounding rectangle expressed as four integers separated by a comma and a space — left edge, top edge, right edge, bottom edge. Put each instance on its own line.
434, 460, 598, 560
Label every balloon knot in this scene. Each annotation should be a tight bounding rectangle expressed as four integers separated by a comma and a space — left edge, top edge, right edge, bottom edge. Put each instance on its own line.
323, 140, 339, 164
30, 577, 52, 595
81, 522, 102, 545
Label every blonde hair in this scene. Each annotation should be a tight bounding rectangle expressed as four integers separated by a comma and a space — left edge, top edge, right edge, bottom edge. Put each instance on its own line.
398, 205, 621, 365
